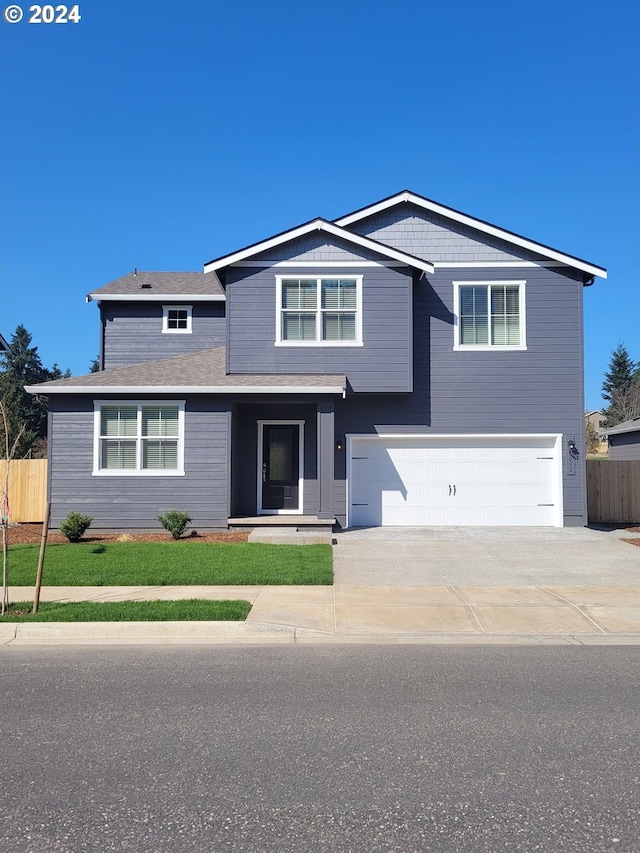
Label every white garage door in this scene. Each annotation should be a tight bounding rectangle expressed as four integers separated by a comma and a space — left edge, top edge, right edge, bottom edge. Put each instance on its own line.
348, 435, 562, 527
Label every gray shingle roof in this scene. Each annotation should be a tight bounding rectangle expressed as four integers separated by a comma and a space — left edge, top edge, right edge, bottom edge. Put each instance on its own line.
606, 418, 640, 436
25, 348, 346, 395
89, 271, 225, 299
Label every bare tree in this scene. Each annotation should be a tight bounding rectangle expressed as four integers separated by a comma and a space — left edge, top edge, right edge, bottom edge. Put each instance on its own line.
1, 399, 26, 615
605, 378, 640, 427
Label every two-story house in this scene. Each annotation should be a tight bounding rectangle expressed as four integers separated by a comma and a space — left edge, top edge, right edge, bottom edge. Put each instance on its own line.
27, 190, 607, 531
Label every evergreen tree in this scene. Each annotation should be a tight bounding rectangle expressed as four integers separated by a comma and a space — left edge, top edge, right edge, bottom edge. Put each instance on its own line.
601, 343, 637, 401
0, 326, 67, 458
601, 343, 640, 427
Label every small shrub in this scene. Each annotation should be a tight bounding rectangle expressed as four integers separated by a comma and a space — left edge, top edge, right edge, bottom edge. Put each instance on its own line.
59, 512, 93, 543
157, 510, 192, 540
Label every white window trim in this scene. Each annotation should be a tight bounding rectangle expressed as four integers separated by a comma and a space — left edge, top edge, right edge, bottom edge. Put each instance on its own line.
257, 420, 304, 515
453, 280, 527, 351
275, 275, 363, 347
92, 400, 186, 476
162, 305, 192, 334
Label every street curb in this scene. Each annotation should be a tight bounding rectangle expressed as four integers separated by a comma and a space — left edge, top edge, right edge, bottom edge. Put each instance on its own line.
1, 621, 640, 646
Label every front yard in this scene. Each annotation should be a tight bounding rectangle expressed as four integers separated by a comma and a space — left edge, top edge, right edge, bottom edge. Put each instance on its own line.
5, 540, 334, 586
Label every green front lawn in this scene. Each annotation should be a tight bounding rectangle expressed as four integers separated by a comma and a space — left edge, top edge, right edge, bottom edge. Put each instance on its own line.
6, 541, 333, 586
1, 599, 252, 622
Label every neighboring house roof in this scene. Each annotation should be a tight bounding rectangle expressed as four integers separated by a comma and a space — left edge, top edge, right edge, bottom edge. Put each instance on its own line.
24, 348, 346, 396
606, 418, 640, 437
204, 218, 436, 274
334, 190, 608, 282
0, 332, 8, 352
87, 271, 226, 302
585, 410, 604, 418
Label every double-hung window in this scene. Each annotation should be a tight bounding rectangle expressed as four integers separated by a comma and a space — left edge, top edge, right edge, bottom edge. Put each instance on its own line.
94, 402, 185, 475
276, 276, 362, 345
162, 305, 192, 333
454, 281, 526, 350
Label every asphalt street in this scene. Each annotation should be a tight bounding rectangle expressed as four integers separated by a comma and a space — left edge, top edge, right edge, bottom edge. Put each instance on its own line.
1, 645, 638, 852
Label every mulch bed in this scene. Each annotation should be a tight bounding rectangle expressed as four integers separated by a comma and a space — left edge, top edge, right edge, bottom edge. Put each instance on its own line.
6, 523, 249, 546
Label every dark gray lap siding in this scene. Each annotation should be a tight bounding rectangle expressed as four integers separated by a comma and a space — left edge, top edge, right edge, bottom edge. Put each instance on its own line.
331, 266, 587, 527
102, 302, 226, 369
48, 396, 231, 530
226, 265, 413, 393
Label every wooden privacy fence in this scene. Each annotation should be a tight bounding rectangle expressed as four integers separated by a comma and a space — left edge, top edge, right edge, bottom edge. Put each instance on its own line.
0, 459, 48, 523
587, 460, 640, 524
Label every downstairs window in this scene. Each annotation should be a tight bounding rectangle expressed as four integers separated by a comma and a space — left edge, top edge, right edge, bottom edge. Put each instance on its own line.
93, 402, 185, 475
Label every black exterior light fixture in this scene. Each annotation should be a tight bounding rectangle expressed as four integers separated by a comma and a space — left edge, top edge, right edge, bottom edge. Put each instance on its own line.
567, 438, 579, 458
336, 438, 344, 451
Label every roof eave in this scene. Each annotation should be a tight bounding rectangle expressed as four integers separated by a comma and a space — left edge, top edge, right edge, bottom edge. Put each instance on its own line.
25, 384, 346, 396
87, 293, 226, 303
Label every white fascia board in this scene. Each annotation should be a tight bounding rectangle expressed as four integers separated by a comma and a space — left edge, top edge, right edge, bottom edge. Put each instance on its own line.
335, 191, 607, 280
87, 293, 226, 302
26, 384, 345, 395
204, 218, 435, 274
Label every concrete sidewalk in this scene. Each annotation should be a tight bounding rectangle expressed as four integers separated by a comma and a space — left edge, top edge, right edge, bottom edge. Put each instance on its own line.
2, 582, 639, 645
2, 526, 638, 646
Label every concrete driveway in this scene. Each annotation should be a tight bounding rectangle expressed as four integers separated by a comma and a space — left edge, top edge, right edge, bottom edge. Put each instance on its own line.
333, 526, 640, 587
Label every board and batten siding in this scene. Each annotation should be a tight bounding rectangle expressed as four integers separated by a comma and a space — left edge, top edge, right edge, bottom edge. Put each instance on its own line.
226, 264, 413, 393
48, 396, 231, 530
101, 302, 226, 369
330, 265, 587, 526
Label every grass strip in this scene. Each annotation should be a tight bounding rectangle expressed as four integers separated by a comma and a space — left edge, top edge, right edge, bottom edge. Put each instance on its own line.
0, 599, 252, 622
6, 541, 333, 586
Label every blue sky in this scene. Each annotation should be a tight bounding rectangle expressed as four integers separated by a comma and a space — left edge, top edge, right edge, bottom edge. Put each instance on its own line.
1, 0, 638, 410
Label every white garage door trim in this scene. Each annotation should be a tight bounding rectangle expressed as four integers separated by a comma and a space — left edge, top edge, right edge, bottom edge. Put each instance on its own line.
346, 433, 564, 528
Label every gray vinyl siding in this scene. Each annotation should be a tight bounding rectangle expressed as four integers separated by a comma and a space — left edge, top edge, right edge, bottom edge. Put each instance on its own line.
330, 265, 587, 527
226, 265, 413, 393
346, 202, 548, 263
609, 433, 640, 461
101, 302, 226, 369
48, 396, 231, 530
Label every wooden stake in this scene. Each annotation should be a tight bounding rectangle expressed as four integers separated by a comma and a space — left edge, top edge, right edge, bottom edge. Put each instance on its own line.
32, 501, 51, 615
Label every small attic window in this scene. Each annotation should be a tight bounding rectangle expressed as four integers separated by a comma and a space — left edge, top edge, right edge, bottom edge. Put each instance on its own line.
162, 305, 192, 334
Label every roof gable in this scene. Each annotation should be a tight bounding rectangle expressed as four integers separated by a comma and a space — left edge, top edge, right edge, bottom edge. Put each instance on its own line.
203, 218, 435, 275
335, 191, 607, 281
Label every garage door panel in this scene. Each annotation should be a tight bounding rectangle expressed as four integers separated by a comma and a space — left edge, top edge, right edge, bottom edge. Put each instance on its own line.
349, 436, 560, 528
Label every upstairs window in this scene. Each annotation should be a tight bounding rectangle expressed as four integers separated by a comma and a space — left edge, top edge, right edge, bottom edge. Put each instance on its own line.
454, 281, 526, 350
162, 305, 192, 333
276, 276, 362, 346
94, 402, 185, 475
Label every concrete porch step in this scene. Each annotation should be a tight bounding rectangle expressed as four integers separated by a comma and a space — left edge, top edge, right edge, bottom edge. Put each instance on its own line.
229, 515, 335, 531
247, 528, 334, 545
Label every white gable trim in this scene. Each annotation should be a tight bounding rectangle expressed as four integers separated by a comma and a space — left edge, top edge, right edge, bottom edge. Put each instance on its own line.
335, 191, 607, 280
204, 218, 435, 275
